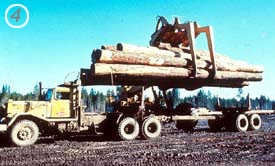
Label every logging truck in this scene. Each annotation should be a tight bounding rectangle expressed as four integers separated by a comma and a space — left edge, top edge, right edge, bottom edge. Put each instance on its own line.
0, 76, 274, 147
0, 16, 273, 146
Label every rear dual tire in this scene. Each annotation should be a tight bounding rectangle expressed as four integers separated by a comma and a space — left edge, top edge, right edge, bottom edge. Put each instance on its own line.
235, 114, 249, 132
225, 114, 262, 132
249, 114, 261, 131
224, 114, 249, 132
118, 117, 139, 141
141, 116, 161, 139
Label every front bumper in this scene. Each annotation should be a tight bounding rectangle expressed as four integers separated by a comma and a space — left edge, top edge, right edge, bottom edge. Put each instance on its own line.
0, 124, 7, 132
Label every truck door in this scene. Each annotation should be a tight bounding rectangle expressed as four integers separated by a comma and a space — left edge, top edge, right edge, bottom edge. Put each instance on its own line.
50, 90, 71, 118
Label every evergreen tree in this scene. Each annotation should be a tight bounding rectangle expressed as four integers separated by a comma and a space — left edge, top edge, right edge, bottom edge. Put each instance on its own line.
258, 95, 267, 110
237, 88, 243, 99
0, 85, 10, 104
116, 86, 122, 98
89, 88, 97, 112
33, 84, 40, 101
206, 91, 214, 109
171, 88, 180, 108
239, 97, 246, 107
24, 92, 33, 100
1, 85, 10, 98
98, 92, 105, 112
10, 92, 23, 101
196, 90, 208, 107
254, 97, 260, 109
166, 91, 173, 108
81, 87, 88, 99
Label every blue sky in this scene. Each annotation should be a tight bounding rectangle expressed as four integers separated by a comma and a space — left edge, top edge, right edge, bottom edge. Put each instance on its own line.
0, 0, 274, 99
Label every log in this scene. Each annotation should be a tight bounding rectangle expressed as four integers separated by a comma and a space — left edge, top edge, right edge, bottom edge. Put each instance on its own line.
117, 43, 178, 57
193, 50, 264, 73
80, 68, 249, 90
92, 49, 189, 67
92, 49, 264, 73
116, 43, 263, 73
91, 63, 262, 82
101, 45, 116, 51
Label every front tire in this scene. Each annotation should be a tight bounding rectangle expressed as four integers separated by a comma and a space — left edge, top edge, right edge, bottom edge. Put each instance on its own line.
141, 116, 161, 139
10, 120, 39, 146
118, 117, 139, 141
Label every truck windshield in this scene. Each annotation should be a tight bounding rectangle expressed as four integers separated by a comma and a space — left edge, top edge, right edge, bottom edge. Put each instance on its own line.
45, 89, 53, 101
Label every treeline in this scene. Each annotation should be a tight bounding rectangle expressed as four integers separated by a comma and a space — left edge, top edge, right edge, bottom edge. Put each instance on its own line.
1, 84, 274, 112
0, 84, 40, 104
81, 88, 107, 113
177, 89, 275, 110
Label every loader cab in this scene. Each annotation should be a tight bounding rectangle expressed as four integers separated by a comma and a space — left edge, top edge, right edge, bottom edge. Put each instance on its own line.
45, 87, 72, 118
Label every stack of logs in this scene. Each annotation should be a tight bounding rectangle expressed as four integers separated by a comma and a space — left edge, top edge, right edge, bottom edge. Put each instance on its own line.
83, 43, 263, 90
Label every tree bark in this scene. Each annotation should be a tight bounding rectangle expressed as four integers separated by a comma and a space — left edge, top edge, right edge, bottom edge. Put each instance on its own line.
92, 49, 264, 73
80, 68, 249, 90
92, 49, 189, 67
91, 63, 262, 82
117, 43, 177, 57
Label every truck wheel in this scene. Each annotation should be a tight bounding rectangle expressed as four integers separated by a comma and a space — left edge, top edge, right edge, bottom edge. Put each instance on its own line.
176, 120, 198, 131
249, 114, 261, 131
141, 116, 161, 139
9, 120, 39, 146
118, 117, 139, 141
235, 114, 249, 132
208, 117, 224, 131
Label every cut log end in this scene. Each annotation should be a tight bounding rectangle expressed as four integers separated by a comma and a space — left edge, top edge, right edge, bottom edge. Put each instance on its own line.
117, 43, 123, 51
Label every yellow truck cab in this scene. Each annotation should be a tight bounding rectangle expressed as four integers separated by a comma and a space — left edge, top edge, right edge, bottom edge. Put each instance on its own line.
4, 86, 73, 121
0, 80, 108, 147
46, 87, 71, 118
0, 82, 83, 146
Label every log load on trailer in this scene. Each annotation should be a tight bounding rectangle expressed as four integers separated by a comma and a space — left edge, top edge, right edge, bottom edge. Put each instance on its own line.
0, 16, 274, 147
80, 16, 273, 140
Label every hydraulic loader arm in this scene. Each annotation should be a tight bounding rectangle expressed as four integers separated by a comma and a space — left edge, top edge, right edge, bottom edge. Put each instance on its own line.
150, 16, 217, 77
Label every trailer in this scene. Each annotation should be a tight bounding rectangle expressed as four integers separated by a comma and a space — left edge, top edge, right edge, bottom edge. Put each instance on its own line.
80, 68, 274, 138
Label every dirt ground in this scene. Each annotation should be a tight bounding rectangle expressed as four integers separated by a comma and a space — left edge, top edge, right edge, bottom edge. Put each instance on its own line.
0, 115, 275, 166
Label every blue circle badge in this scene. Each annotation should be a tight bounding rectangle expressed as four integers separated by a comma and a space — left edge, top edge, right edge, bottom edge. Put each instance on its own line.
5, 4, 29, 28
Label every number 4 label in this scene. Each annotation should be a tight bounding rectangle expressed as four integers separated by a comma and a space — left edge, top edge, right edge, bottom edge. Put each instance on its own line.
10, 9, 21, 22
5, 4, 29, 28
